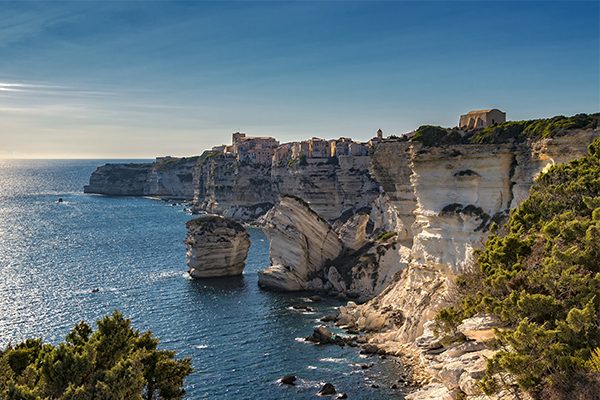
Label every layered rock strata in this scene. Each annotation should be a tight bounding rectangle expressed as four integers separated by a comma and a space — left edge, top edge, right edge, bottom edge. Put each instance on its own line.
193, 154, 274, 221
338, 129, 598, 399
257, 196, 343, 291
257, 196, 408, 300
271, 155, 380, 221
185, 215, 250, 278
84, 156, 198, 199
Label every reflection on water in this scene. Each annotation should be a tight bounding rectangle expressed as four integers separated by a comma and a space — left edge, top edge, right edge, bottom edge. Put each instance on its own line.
0, 160, 405, 399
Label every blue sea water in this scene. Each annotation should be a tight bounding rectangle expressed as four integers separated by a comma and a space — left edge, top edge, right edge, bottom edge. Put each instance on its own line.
0, 159, 406, 399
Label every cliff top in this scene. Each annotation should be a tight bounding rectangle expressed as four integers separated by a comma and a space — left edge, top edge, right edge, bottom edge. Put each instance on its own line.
409, 112, 600, 147
186, 214, 247, 233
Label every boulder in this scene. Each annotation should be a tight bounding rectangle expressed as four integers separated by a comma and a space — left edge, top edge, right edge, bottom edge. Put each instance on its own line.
306, 326, 351, 346
405, 383, 454, 400
318, 382, 336, 396
280, 375, 297, 385
457, 315, 502, 342
320, 314, 338, 323
306, 326, 334, 344
185, 215, 250, 278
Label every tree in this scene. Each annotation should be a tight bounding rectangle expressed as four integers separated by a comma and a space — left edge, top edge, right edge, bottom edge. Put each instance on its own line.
0, 311, 193, 400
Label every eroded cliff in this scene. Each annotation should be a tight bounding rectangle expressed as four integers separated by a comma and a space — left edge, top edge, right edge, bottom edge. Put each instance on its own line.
257, 196, 343, 291
84, 156, 198, 199
271, 155, 380, 221
185, 215, 250, 278
337, 129, 599, 399
193, 154, 274, 221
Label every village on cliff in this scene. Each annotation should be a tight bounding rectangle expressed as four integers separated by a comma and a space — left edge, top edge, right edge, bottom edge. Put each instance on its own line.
200, 109, 507, 167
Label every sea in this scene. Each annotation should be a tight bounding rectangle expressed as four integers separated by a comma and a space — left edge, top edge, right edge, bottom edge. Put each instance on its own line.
0, 159, 406, 399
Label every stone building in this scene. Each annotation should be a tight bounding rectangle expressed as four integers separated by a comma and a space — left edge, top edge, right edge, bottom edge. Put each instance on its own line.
459, 109, 506, 129
308, 137, 329, 158
291, 141, 310, 159
329, 137, 352, 157
231, 132, 279, 165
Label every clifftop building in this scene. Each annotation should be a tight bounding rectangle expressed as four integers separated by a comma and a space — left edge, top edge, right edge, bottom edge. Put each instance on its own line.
459, 109, 506, 129
230, 132, 279, 165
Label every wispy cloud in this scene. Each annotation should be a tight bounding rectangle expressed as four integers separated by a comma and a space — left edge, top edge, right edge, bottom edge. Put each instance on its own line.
0, 81, 113, 97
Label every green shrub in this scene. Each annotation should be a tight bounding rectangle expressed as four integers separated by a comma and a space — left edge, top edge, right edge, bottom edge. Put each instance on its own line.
471, 113, 600, 144
412, 113, 599, 147
0, 311, 193, 400
437, 139, 600, 397
374, 231, 397, 241
587, 348, 600, 372
411, 125, 464, 147
298, 154, 308, 166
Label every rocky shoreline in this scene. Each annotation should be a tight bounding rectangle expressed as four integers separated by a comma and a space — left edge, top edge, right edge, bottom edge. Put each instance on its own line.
84, 125, 599, 399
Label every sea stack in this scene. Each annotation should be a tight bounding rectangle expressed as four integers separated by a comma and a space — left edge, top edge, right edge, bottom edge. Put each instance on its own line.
185, 215, 251, 278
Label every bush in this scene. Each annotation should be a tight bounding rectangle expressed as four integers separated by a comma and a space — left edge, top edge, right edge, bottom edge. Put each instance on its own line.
437, 139, 600, 397
0, 311, 193, 400
298, 154, 308, 166
374, 231, 397, 241
471, 113, 600, 144
411, 113, 599, 147
411, 125, 464, 147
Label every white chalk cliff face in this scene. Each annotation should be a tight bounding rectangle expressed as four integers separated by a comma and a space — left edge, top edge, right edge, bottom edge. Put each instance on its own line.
185, 215, 250, 278
256, 195, 409, 301
271, 155, 380, 221
194, 154, 275, 221
355, 130, 599, 343
344, 130, 598, 399
258, 196, 344, 291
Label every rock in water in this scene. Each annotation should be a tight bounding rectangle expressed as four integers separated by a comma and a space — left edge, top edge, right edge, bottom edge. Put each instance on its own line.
318, 382, 336, 396
185, 215, 250, 278
306, 325, 334, 344
258, 196, 343, 291
280, 375, 297, 385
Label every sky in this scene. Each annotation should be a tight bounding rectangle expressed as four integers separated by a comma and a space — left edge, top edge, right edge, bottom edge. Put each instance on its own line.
0, 1, 598, 159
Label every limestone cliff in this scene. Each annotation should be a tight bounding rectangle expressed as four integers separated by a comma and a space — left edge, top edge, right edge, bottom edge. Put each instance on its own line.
271, 155, 379, 221
257, 196, 411, 300
84, 156, 198, 199
338, 129, 599, 399
84, 162, 152, 196
185, 215, 250, 278
354, 129, 599, 343
193, 154, 274, 221
191, 153, 378, 222
257, 196, 343, 291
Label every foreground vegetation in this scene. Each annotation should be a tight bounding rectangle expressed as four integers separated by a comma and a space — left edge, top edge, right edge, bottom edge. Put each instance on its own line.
0, 312, 192, 400
437, 139, 600, 398
411, 112, 600, 146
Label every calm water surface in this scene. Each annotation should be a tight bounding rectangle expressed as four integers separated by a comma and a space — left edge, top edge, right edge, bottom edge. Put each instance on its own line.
0, 159, 405, 399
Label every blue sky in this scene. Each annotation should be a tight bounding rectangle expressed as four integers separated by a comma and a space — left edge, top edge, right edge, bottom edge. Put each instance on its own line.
0, 1, 598, 158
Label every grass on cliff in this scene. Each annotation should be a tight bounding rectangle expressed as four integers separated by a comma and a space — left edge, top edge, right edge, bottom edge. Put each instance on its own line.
0, 312, 192, 400
410, 113, 600, 146
435, 138, 600, 398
